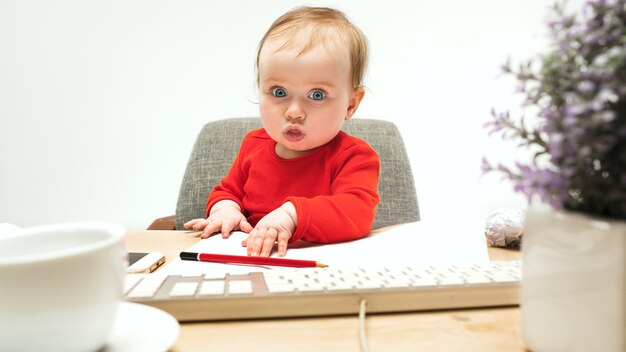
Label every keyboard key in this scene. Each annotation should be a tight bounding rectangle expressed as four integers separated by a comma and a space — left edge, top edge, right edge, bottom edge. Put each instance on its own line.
328, 281, 354, 291
129, 274, 167, 296
491, 275, 519, 283
438, 277, 466, 286
464, 276, 493, 284
199, 280, 226, 295
124, 275, 143, 295
228, 280, 253, 295
170, 282, 199, 297
412, 278, 438, 287
383, 278, 412, 288
267, 284, 297, 294
355, 281, 383, 290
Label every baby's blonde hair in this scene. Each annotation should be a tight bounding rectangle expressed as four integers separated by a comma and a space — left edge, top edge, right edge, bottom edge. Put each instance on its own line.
256, 6, 368, 90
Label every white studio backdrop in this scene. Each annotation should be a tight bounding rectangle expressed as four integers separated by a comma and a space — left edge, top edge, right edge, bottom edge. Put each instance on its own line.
0, 0, 573, 230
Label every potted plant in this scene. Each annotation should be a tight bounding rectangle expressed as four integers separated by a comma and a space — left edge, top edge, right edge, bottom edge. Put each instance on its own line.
482, 0, 626, 351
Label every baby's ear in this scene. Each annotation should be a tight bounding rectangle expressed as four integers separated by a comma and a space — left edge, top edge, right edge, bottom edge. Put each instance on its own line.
345, 87, 365, 120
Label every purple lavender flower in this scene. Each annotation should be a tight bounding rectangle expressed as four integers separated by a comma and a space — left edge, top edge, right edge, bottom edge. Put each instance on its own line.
577, 81, 596, 94
483, 0, 626, 219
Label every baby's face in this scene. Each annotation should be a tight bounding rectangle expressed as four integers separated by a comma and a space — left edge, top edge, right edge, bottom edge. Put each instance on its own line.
258, 37, 363, 159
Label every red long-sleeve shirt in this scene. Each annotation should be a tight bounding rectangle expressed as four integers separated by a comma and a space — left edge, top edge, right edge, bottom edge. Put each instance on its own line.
206, 128, 380, 243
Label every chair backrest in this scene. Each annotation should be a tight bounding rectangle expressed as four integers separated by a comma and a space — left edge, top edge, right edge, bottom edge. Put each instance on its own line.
175, 118, 419, 230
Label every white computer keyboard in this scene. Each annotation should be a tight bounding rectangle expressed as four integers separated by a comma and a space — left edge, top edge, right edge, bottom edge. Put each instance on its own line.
124, 260, 521, 321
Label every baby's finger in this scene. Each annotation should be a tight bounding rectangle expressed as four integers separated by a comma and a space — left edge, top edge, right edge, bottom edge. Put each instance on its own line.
255, 228, 276, 257
184, 219, 202, 229
260, 236, 276, 257
200, 228, 212, 239
201, 219, 221, 239
192, 219, 209, 231
183, 219, 200, 229
239, 219, 253, 233
221, 221, 235, 239
248, 234, 265, 256
247, 236, 258, 256
242, 229, 257, 247
277, 230, 290, 257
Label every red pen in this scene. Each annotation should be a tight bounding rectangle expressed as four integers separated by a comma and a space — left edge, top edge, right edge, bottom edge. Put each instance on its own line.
180, 252, 328, 268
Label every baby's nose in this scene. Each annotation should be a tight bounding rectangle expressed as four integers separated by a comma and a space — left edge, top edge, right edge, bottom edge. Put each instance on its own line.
285, 100, 305, 120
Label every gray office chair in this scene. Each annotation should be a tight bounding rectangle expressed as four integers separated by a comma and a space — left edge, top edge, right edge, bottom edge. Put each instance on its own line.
148, 118, 419, 231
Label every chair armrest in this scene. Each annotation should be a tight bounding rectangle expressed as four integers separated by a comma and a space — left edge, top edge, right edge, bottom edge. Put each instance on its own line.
147, 215, 176, 230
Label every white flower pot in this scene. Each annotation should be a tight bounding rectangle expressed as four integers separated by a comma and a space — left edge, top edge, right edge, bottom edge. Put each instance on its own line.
521, 205, 626, 352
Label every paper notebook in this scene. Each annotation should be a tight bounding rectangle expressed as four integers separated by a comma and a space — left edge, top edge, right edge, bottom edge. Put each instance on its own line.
158, 219, 490, 276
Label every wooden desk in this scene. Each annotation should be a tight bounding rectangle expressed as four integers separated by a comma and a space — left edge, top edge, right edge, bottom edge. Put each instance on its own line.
126, 231, 523, 352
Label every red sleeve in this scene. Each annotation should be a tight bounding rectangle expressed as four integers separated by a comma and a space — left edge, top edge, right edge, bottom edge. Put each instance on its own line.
286, 143, 380, 243
205, 137, 249, 218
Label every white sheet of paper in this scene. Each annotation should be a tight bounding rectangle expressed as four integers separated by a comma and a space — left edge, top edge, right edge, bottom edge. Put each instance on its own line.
158, 219, 489, 276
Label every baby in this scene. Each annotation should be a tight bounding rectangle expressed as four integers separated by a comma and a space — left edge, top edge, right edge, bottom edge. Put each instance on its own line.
184, 6, 380, 257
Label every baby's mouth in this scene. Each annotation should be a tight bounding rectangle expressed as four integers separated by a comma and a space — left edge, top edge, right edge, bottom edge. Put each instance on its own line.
283, 126, 305, 142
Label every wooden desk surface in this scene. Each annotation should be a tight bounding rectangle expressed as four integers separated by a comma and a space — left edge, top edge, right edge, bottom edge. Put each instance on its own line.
125, 231, 524, 352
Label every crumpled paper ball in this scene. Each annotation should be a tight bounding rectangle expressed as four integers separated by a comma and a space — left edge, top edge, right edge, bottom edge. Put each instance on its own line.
484, 208, 525, 248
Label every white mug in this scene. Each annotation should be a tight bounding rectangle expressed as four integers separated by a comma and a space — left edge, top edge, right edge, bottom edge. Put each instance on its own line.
0, 222, 126, 352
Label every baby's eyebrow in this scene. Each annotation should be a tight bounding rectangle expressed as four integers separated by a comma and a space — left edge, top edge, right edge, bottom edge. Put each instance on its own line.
260, 77, 336, 90
308, 81, 335, 89
259, 76, 284, 85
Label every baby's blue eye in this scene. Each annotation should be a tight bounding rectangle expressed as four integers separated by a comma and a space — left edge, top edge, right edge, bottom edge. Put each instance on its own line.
308, 90, 326, 101
271, 87, 287, 98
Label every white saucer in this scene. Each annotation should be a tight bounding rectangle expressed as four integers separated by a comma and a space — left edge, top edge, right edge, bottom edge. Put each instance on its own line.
104, 302, 180, 352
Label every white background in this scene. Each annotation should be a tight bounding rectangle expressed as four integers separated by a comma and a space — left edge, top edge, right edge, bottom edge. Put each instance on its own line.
1, 0, 575, 230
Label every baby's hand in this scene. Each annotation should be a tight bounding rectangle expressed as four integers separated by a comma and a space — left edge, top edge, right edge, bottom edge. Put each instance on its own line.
242, 202, 297, 257
183, 201, 252, 239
